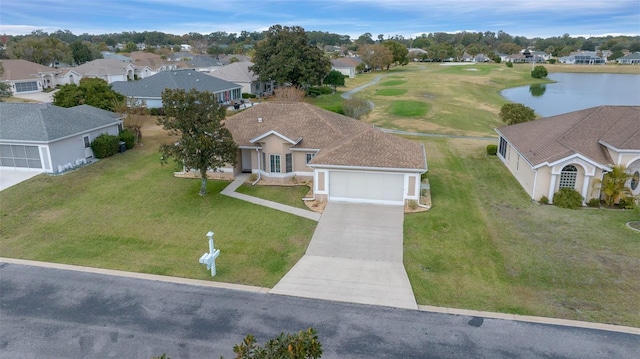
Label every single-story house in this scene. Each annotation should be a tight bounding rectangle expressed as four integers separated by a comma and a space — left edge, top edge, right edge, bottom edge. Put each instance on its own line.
70, 59, 138, 83
331, 57, 363, 78
0, 103, 123, 173
207, 61, 274, 96
0, 59, 81, 94
617, 52, 640, 65
495, 106, 640, 204
219, 102, 428, 205
126, 51, 180, 77
111, 69, 242, 108
559, 52, 605, 65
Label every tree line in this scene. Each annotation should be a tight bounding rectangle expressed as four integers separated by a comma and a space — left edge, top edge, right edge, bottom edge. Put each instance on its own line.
2, 28, 638, 66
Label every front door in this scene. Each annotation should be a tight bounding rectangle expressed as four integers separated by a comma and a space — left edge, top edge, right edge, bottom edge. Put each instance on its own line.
241, 149, 252, 173
83, 136, 93, 158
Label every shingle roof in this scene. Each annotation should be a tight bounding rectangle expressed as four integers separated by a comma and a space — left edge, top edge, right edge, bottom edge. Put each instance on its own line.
71, 59, 131, 76
0, 59, 59, 81
208, 61, 257, 83
0, 103, 122, 142
496, 106, 640, 168
331, 57, 362, 68
225, 102, 426, 170
111, 69, 241, 98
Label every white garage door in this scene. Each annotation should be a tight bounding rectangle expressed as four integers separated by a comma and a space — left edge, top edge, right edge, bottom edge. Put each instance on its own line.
329, 171, 404, 204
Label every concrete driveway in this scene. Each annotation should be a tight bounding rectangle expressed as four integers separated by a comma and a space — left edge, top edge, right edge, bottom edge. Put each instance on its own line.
12, 89, 57, 103
271, 202, 417, 309
0, 168, 43, 191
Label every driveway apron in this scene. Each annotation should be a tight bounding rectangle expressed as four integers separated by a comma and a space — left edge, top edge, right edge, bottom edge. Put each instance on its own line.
271, 202, 417, 309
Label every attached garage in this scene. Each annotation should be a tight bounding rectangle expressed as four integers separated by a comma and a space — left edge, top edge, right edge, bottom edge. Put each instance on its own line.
0, 144, 42, 170
329, 170, 405, 204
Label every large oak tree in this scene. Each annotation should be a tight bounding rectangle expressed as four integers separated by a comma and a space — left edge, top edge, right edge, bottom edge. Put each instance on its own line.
250, 25, 331, 87
158, 89, 238, 196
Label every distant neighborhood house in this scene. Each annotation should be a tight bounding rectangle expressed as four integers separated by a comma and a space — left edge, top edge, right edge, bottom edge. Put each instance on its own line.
0, 59, 80, 94
495, 106, 640, 205
330, 57, 363, 78
0, 103, 123, 174
207, 61, 274, 96
111, 69, 242, 108
616, 52, 640, 65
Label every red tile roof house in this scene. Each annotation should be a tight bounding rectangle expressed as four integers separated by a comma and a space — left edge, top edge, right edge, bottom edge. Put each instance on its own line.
181, 102, 428, 206
495, 106, 640, 205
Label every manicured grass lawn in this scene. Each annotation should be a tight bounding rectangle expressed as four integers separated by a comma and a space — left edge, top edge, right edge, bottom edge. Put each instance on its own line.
236, 184, 311, 210
380, 80, 407, 86
0, 125, 316, 288
376, 88, 407, 96
404, 138, 640, 327
389, 100, 429, 117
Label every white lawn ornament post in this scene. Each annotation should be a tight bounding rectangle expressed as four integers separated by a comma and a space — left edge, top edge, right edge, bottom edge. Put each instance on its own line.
199, 231, 220, 276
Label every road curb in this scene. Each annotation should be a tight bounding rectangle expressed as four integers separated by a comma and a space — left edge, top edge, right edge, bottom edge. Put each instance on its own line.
417, 305, 640, 335
0, 257, 270, 294
3, 257, 638, 335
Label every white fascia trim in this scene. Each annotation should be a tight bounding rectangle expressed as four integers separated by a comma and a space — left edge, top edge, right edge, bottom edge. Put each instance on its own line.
308, 164, 425, 173
421, 143, 429, 173
289, 148, 319, 152
536, 153, 610, 173
598, 140, 640, 154
250, 130, 296, 144
238, 145, 261, 150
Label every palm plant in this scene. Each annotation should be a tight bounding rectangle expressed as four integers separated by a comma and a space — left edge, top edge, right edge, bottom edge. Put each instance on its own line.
592, 165, 633, 207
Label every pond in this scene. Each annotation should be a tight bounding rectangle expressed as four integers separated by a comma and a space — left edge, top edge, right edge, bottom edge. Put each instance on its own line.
501, 73, 640, 117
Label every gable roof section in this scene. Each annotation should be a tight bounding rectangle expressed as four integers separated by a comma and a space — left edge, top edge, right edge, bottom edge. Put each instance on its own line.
311, 126, 426, 170
208, 61, 257, 83
496, 106, 640, 168
0, 103, 122, 142
111, 69, 241, 98
225, 102, 426, 170
331, 57, 362, 68
71, 59, 132, 76
0, 59, 59, 81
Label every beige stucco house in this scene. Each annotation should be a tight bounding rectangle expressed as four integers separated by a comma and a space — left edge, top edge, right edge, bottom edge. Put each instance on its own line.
495, 106, 640, 204
214, 102, 427, 205
0, 59, 81, 94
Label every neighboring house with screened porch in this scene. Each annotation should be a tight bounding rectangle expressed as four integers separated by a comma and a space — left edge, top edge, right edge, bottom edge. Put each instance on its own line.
495, 106, 640, 205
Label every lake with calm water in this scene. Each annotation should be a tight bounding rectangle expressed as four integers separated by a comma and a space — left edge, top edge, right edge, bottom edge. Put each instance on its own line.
500, 73, 640, 117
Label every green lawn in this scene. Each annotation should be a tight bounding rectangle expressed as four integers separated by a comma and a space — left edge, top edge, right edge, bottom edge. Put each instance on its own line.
376, 88, 408, 96
404, 138, 640, 327
380, 80, 407, 86
0, 142, 316, 288
3, 63, 639, 327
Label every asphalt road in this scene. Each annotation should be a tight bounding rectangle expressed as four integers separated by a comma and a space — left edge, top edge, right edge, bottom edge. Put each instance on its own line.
1, 263, 638, 359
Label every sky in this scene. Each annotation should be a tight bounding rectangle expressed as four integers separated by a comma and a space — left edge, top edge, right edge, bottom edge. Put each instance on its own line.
1, 0, 639, 40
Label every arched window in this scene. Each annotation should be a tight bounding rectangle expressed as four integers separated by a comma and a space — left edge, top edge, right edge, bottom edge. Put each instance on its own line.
559, 165, 578, 189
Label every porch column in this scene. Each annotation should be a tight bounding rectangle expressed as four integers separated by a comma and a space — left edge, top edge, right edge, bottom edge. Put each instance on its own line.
548, 173, 558, 203
581, 175, 591, 204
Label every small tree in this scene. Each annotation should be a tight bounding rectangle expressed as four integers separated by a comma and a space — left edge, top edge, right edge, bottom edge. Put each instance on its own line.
342, 97, 371, 120
158, 89, 238, 196
531, 65, 548, 79
0, 62, 13, 99
591, 165, 632, 207
233, 328, 322, 359
499, 103, 536, 125
324, 70, 345, 92
53, 78, 124, 111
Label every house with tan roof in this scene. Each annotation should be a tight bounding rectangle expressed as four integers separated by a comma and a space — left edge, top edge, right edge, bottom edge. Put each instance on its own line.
218, 102, 427, 205
207, 61, 274, 96
0, 59, 81, 94
126, 51, 179, 77
70, 59, 138, 84
495, 106, 640, 204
